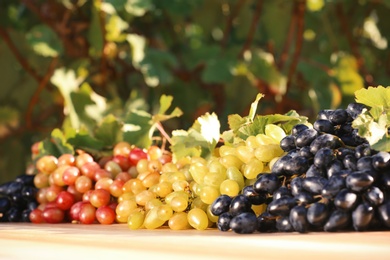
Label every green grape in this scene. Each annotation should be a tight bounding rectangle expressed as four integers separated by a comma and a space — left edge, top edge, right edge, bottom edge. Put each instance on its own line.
190, 196, 208, 211
236, 145, 255, 164
116, 200, 138, 219
144, 207, 166, 229
160, 171, 187, 184
187, 208, 209, 230
168, 212, 191, 230
220, 154, 243, 169
256, 134, 277, 145
165, 191, 189, 205
155, 181, 173, 197
127, 210, 145, 230
220, 179, 240, 196
207, 159, 226, 175
206, 204, 219, 223
157, 204, 173, 221
136, 159, 149, 174
172, 180, 189, 192
254, 144, 284, 162
189, 163, 208, 184
170, 196, 188, 212
135, 190, 156, 206
218, 145, 236, 157
226, 166, 245, 190
252, 204, 267, 215
203, 171, 226, 188
161, 162, 179, 173
200, 185, 220, 205
269, 156, 281, 172
242, 157, 264, 179
265, 124, 286, 143
145, 198, 163, 211
191, 182, 204, 196
245, 136, 261, 149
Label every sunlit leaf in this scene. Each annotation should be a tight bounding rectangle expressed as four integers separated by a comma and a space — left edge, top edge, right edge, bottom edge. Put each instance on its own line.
355, 86, 390, 108
26, 25, 63, 57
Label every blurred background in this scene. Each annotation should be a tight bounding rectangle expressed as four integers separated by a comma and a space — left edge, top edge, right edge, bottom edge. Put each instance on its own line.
0, 0, 389, 183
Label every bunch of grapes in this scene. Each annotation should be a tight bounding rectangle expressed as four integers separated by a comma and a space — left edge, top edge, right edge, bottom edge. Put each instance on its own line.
28, 142, 171, 224
111, 124, 288, 230
0, 174, 38, 222
211, 103, 390, 234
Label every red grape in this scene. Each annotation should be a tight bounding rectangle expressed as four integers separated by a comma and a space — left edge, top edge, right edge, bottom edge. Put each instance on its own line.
42, 207, 65, 223
63, 166, 81, 186
79, 202, 96, 224
55, 191, 75, 211
29, 209, 45, 224
96, 206, 116, 224
129, 147, 148, 166
90, 189, 111, 208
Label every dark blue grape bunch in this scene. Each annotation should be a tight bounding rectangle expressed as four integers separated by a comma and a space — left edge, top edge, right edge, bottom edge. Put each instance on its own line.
212, 102, 390, 234
0, 174, 38, 222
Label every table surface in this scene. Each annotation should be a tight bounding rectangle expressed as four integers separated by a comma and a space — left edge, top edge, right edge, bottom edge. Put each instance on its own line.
0, 223, 389, 260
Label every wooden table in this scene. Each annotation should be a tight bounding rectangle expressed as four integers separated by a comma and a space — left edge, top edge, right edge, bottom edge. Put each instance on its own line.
0, 223, 389, 260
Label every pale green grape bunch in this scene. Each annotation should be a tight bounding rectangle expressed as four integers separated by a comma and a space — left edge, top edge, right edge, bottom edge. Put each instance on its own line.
120, 124, 288, 231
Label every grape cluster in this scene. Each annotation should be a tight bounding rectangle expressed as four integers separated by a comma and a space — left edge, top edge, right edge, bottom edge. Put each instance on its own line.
28, 142, 172, 224
0, 174, 38, 222
211, 103, 390, 234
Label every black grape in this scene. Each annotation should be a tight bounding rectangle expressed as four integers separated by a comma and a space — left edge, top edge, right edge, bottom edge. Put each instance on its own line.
352, 202, 374, 231
289, 205, 309, 233
217, 212, 233, 231
230, 212, 258, 234
211, 195, 232, 216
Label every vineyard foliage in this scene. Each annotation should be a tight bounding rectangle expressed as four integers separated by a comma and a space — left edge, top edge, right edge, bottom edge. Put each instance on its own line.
1, 0, 390, 182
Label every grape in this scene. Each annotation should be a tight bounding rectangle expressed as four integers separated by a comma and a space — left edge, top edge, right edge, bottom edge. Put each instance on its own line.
276, 216, 294, 232
127, 210, 145, 230
42, 207, 65, 223
280, 135, 296, 152
334, 189, 359, 211
89, 189, 111, 208
289, 205, 309, 233
267, 197, 297, 216
313, 148, 334, 168
187, 208, 209, 230
144, 207, 166, 229
324, 209, 350, 232
295, 128, 318, 148
372, 151, 390, 171
284, 156, 310, 175
0, 197, 12, 214
217, 212, 233, 231
95, 205, 116, 224
302, 176, 327, 195
229, 212, 258, 234
352, 202, 374, 231
307, 202, 329, 226
346, 171, 374, 192
329, 109, 349, 125
210, 195, 232, 216
272, 186, 291, 200
79, 202, 96, 224
364, 186, 384, 206
294, 191, 315, 205
253, 173, 280, 194
378, 202, 390, 227
306, 165, 326, 178
29, 209, 45, 223
220, 179, 240, 197
168, 212, 191, 230
291, 124, 309, 136
313, 119, 334, 134
242, 186, 267, 205
229, 195, 252, 216
322, 175, 345, 199
55, 191, 75, 210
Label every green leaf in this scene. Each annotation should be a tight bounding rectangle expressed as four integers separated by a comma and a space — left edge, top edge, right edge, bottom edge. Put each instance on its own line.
87, 2, 104, 56
153, 94, 183, 123
201, 55, 236, 83
105, 14, 129, 42
67, 131, 105, 152
139, 48, 178, 87
125, 0, 154, 16
122, 109, 153, 148
94, 114, 122, 146
248, 93, 264, 121
38, 129, 74, 158
171, 112, 221, 161
236, 112, 308, 140
26, 24, 63, 57
355, 86, 390, 108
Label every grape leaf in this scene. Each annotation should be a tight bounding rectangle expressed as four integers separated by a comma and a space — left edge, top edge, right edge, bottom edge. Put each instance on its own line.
352, 86, 390, 151
152, 94, 183, 122
171, 112, 221, 161
355, 86, 390, 108
94, 114, 122, 146
122, 109, 153, 148
37, 128, 74, 158
26, 24, 63, 57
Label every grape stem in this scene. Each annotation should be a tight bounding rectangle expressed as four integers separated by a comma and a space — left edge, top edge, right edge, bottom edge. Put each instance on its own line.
155, 122, 172, 145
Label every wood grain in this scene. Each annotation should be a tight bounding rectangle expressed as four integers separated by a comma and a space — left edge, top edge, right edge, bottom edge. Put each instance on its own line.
0, 223, 389, 260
